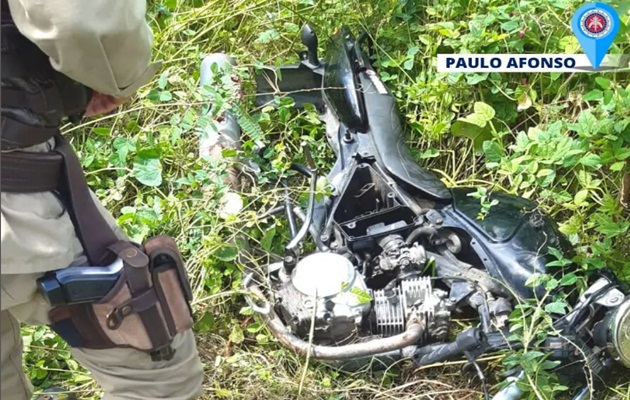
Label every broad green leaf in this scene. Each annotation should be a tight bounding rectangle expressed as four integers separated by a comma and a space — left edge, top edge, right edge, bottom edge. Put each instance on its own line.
239, 306, 253, 316
527, 161, 539, 174
247, 322, 263, 333
483, 140, 503, 163
91, 127, 111, 136
582, 89, 603, 101
580, 153, 602, 168
521, 351, 545, 362
222, 148, 237, 158
260, 227, 276, 252
559, 35, 580, 53
603, 90, 614, 105
420, 148, 440, 159
158, 71, 169, 90
517, 92, 532, 111
452, 119, 482, 135
568, 111, 598, 137
616, 147, 630, 160
467, 73, 489, 85
418, 35, 432, 45
256, 334, 269, 344
452, 120, 493, 151
595, 218, 629, 236
548, 247, 564, 260
215, 245, 238, 261
229, 324, 244, 344
350, 287, 373, 304
545, 301, 567, 314
545, 278, 559, 290
539, 170, 556, 187
132, 156, 162, 187
403, 46, 419, 70
525, 273, 545, 288
500, 20, 520, 31
595, 77, 611, 89
614, 119, 630, 133
256, 29, 280, 44
474, 101, 496, 122
560, 273, 577, 286
574, 189, 589, 206
159, 91, 173, 102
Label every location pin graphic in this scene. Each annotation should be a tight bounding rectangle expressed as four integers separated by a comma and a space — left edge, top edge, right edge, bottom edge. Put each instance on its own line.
571, 3, 621, 70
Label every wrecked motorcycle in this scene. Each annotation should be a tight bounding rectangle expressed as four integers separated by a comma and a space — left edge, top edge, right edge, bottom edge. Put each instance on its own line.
241, 25, 630, 399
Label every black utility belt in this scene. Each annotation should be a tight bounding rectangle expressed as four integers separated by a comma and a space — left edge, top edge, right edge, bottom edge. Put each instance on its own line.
1, 149, 63, 193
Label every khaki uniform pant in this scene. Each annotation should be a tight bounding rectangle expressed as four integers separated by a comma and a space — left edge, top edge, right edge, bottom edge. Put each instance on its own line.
1, 175, 204, 399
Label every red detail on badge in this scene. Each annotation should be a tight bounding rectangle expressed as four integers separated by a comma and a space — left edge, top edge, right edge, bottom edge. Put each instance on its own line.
584, 13, 607, 34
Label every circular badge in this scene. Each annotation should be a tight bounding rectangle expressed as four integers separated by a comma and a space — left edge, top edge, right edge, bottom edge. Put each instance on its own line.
580, 9, 612, 38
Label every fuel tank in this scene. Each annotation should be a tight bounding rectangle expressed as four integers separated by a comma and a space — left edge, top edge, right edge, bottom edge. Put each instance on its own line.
441, 187, 576, 299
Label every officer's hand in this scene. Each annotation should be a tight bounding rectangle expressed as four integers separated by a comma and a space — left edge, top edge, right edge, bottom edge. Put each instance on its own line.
85, 92, 128, 117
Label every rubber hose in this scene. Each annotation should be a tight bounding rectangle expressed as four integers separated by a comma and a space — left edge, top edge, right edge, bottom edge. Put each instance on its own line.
406, 226, 438, 245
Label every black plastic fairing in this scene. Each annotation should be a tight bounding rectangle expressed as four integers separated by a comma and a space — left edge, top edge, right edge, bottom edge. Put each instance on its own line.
442, 187, 576, 299
322, 27, 367, 132
254, 63, 325, 110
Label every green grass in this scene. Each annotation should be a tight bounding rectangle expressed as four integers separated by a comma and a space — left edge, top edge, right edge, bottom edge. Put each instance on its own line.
22, 0, 630, 399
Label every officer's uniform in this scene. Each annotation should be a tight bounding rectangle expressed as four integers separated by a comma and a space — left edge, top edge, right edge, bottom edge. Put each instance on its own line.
1, 0, 204, 399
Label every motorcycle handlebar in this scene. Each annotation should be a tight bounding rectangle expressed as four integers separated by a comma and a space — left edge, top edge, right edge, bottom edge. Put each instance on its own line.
413, 327, 484, 366
412, 327, 516, 366
413, 341, 462, 366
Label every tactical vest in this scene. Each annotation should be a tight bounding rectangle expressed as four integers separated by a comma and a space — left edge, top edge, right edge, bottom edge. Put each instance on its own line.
0, 0, 112, 264
1, 0, 91, 150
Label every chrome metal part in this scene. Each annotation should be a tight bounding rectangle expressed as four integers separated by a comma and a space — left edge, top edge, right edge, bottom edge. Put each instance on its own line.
276, 252, 371, 344
607, 296, 630, 368
377, 235, 426, 271
373, 277, 451, 339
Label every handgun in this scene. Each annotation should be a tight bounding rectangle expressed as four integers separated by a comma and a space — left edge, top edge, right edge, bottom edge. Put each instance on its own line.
37, 257, 124, 306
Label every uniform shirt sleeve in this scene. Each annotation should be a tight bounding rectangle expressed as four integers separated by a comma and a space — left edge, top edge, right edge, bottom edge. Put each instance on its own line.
6, 0, 161, 97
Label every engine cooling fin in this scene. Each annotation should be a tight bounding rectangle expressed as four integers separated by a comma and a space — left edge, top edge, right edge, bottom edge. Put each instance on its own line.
373, 277, 433, 336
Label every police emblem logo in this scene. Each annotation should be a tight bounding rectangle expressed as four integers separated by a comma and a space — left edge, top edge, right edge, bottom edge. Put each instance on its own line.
580, 9, 612, 38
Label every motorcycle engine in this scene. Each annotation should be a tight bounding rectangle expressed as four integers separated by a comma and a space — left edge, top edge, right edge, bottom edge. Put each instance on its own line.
275, 252, 372, 345
274, 235, 452, 345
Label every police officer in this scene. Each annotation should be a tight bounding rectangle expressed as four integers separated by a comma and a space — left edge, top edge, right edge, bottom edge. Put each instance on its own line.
1, 0, 205, 399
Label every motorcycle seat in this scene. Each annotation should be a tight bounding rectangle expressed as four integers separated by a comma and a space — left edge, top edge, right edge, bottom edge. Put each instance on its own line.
358, 72, 452, 202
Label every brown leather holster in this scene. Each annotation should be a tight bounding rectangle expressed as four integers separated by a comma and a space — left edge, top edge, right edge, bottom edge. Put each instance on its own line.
1, 3, 194, 361
2, 134, 195, 362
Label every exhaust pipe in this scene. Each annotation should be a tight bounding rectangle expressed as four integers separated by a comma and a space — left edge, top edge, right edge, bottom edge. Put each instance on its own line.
248, 286, 425, 360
